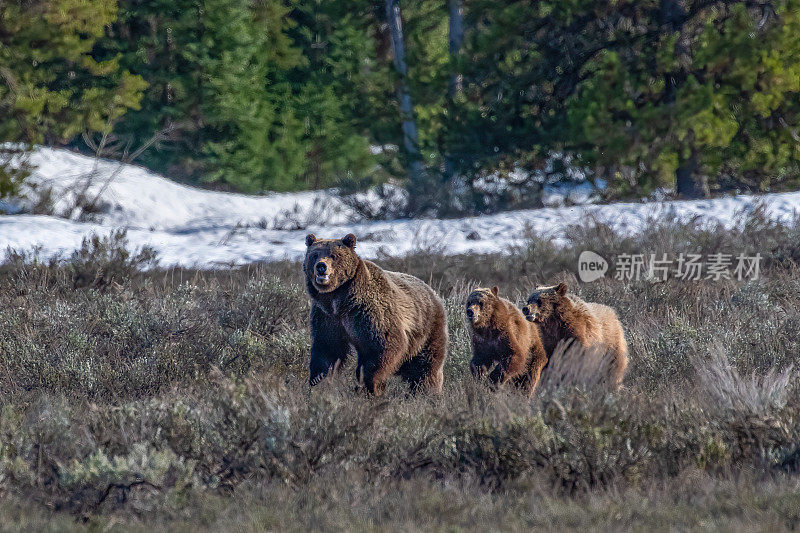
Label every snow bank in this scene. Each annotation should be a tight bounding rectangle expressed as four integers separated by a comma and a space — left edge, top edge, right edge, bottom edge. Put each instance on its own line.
1, 147, 799, 268
10, 147, 358, 231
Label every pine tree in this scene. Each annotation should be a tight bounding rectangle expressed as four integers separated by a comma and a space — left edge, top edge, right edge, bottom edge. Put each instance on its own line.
199, 0, 307, 192
96, 0, 203, 177
0, 0, 145, 197
564, 0, 800, 197
102, 0, 307, 191
454, 0, 800, 200
0, 0, 146, 144
285, 0, 381, 189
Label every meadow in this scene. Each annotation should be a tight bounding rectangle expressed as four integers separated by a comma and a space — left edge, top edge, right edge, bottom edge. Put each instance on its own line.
1, 208, 800, 531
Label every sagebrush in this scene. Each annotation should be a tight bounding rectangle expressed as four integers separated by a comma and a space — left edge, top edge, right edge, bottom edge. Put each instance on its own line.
0, 213, 799, 529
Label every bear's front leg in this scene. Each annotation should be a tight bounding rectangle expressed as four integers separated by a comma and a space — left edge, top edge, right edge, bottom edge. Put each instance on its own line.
487, 364, 504, 386
356, 352, 395, 396
489, 338, 528, 386
309, 305, 350, 386
523, 343, 549, 397
356, 359, 385, 395
356, 337, 406, 396
469, 342, 495, 379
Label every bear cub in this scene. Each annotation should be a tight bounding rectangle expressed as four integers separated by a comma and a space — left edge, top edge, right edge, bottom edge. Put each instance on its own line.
466, 286, 549, 396
523, 282, 628, 388
304, 233, 448, 395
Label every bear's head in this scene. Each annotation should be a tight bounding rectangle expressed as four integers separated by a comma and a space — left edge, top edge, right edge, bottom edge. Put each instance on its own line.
304, 233, 359, 293
523, 282, 567, 323
465, 286, 500, 329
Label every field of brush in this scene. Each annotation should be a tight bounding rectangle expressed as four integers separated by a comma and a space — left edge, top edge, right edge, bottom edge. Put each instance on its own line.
1, 210, 800, 530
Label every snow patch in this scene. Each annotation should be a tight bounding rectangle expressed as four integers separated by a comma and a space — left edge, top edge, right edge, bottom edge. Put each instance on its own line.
9, 147, 359, 231
1, 146, 799, 268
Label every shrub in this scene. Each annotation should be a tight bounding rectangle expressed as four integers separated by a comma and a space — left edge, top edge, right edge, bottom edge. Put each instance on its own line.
0, 214, 797, 528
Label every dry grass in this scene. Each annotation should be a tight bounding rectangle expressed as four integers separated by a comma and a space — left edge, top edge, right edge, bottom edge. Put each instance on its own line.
0, 210, 799, 530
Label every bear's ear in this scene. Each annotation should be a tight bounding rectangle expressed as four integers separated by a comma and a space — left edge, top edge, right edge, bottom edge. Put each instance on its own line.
342, 233, 356, 250
491, 285, 499, 296
556, 282, 568, 296
305, 234, 317, 247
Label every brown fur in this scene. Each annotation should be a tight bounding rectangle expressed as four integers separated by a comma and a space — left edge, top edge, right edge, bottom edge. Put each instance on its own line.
523, 282, 628, 388
466, 286, 549, 397
303, 233, 447, 395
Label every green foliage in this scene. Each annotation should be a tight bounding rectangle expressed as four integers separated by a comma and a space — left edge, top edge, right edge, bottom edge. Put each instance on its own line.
287, 1, 386, 189
0, 0, 145, 199
100, 0, 306, 191
5, 0, 800, 201
0, 0, 146, 144
565, 0, 800, 196
403, 0, 450, 156
0, 145, 30, 200
198, 0, 306, 191
98, 0, 384, 192
456, 0, 800, 200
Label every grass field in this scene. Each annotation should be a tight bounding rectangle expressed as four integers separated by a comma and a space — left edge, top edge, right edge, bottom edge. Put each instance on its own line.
1, 209, 800, 531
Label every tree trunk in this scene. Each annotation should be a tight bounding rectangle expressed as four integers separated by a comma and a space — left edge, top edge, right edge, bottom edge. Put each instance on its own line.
384, 0, 423, 181
675, 147, 709, 199
660, 0, 710, 199
448, 0, 464, 98
443, 0, 464, 205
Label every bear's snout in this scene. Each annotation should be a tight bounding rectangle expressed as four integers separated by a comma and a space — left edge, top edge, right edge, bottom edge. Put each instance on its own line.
522, 306, 538, 322
313, 259, 333, 287
466, 305, 481, 323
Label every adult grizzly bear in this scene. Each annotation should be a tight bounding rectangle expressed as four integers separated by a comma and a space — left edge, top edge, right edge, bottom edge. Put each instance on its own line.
466, 286, 549, 396
303, 233, 447, 395
522, 282, 628, 388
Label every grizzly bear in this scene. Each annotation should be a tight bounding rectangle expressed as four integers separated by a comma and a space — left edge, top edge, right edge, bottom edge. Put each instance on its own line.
522, 282, 628, 388
466, 286, 549, 396
303, 233, 448, 395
